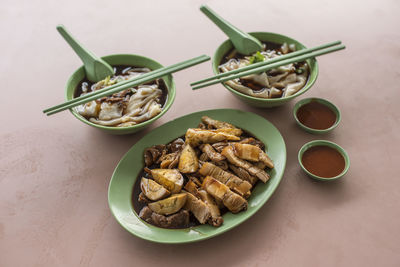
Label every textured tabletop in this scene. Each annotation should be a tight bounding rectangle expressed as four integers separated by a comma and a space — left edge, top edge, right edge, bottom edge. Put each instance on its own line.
1, 0, 399, 266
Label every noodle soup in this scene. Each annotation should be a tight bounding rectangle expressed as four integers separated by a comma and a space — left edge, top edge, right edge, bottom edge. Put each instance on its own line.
74, 65, 168, 127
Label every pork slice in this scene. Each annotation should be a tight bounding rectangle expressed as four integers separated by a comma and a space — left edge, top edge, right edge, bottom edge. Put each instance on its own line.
202, 176, 247, 214
222, 146, 270, 183
239, 137, 265, 150
212, 142, 229, 153
234, 143, 274, 168
229, 165, 259, 185
185, 128, 240, 147
184, 192, 211, 224
143, 144, 166, 166
200, 144, 226, 162
159, 152, 180, 169
200, 116, 242, 136
201, 116, 238, 129
199, 162, 252, 196
198, 190, 223, 227
184, 180, 202, 199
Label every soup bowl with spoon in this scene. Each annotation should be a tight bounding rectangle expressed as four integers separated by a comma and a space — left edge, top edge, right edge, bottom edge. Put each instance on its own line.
192, 5, 343, 108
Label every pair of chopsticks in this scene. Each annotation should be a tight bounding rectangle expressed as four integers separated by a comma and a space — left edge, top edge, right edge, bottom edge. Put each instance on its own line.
190, 41, 345, 90
43, 55, 210, 116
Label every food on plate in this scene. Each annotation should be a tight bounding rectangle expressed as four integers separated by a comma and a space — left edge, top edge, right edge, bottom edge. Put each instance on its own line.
132, 116, 275, 229
147, 168, 184, 194
202, 176, 247, 214
74, 65, 168, 127
199, 162, 252, 197
139, 206, 189, 228
178, 144, 199, 173
140, 178, 170, 201
218, 42, 309, 99
147, 193, 188, 215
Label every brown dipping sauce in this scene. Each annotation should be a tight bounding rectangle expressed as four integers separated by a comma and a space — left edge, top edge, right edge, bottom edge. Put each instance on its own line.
301, 146, 345, 178
296, 101, 337, 130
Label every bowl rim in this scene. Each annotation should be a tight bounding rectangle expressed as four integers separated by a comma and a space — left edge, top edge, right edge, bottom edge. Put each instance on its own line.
64, 53, 176, 131
293, 97, 341, 134
212, 31, 319, 103
298, 140, 350, 181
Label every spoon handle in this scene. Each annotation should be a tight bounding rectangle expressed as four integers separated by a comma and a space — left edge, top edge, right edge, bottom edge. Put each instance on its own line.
56, 25, 98, 66
200, 5, 248, 41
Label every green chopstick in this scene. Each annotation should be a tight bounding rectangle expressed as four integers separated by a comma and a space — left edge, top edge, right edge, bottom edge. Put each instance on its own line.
44, 54, 210, 116
191, 44, 345, 90
190, 41, 341, 86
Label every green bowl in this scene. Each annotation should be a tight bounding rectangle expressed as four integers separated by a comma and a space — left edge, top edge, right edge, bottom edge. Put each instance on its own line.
65, 54, 176, 135
212, 32, 319, 108
298, 140, 350, 181
293, 97, 341, 134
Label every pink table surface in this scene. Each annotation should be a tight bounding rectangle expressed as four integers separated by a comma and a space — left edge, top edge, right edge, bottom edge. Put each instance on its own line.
1, 0, 400, 266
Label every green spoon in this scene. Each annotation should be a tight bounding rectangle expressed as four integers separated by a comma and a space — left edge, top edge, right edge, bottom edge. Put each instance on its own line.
200, 5, 263, 55
56, 24, 114, 82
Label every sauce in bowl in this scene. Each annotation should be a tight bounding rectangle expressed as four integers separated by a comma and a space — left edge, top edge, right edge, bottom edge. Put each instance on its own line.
296, 100, 337, 130
301, 145, 345, 178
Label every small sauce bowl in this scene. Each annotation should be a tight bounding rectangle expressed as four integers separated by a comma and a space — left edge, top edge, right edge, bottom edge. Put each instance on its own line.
298, 140, 350, 181
293, 97, 341, 134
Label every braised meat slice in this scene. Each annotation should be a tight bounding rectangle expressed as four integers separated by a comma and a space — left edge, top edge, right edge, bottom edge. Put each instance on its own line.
229, 165, 259, 185
200, 144, 226, 162
201, 116, 243, 136
184, 192, 211, 224
159, 152, 180, 169
233, 143, 274, 168
214, 160, 229, 171
239, 137, 265, 150
184, 180, 202, 199
144, 144, 166, 166
212, 142, 229, 153
139, 206, 189, 228
184, 180, 223, 227
221, 146, 270, 183
185, 128, 240, 147
199, 162, 252, 196
202, 176, 247, 213
198, 190, 223, 227
167, 138, 185, 152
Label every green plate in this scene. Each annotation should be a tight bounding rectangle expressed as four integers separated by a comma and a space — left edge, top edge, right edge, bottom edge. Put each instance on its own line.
108, 109, 286, 243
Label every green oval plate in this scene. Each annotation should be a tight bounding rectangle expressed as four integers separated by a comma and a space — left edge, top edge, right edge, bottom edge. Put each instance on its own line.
108, 109, 286, 243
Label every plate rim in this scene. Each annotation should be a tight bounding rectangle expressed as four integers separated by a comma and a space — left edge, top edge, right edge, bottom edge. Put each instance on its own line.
108, 108, 287, 243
